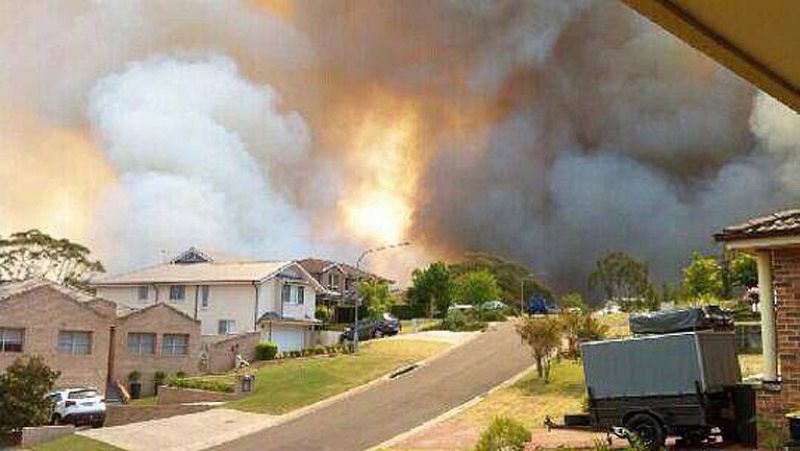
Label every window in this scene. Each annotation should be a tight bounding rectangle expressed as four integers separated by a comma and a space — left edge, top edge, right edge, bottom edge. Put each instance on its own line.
127, 333, 155, 355
161, 334, 189, 356
68, 389, 98, 399
327, 272, 340, 288
0, 328, 23, 353
281, 284, 291, 304
137, 285, 149, 302
57, 331, 92, 355
297, 286, 305, 305
200, 285, 210, 309
169, 285, 185, 301
218, 319, 236, 335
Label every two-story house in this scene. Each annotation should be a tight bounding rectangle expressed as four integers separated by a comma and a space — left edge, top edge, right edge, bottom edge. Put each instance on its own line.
298, 258, 392, 323
91, 248, 325, 352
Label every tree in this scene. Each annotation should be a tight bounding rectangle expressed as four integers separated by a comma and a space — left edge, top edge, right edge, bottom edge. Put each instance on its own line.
359, 279, 395, 319
0, 355, 61, 439
449, 253, 553, 311
453, 269, 501, 306
407, 262, 454, 318
515, 316, 562, 382
729, 252, 757, 289
588, 252, 651, 312
560, 292, 588, 311
0, 230, 105, 288
682, 252, 723, 304
561, 310, 609, 357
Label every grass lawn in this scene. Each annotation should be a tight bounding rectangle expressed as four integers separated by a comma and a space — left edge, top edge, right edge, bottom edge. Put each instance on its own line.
129, 395, 157, 406
28, 434, 123, 451
227, 338, 449, 414
400, 318, 441, 334
458, 359, 585, 431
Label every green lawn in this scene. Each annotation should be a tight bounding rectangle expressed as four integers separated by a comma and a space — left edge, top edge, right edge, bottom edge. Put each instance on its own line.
459, 359, 585, 430
28, 434, 123, 451
227, 338, 449, 414
400, 318, 441, 334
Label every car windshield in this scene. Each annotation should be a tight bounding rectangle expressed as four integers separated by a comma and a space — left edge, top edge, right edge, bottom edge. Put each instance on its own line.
68, 389, 99, 399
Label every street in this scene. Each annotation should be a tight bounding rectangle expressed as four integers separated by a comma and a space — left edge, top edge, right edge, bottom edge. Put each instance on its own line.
213, 321, 532, 451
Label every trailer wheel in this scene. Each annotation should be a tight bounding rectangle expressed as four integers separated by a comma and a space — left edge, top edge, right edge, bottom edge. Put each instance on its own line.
625, 413, 666, 450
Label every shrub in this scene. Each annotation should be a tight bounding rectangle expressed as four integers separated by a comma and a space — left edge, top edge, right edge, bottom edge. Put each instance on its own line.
255, 341, 279, 360
474, 416, 531, 451
315, 305, 331, 323
167, 376, 234, 393
128, 370, 141, 381
313, 345, 326, 355
154, 371, 166, 385
390, 304, 427, 320
175, 370, 187, 378
443, 309, 486, 332
0, 355, 60, 441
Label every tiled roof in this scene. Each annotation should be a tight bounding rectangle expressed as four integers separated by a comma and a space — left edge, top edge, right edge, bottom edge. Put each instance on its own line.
0, 278, 95, 303
297, 258, 392, 283
715, 209, 800, 241
91, 260, 291, 285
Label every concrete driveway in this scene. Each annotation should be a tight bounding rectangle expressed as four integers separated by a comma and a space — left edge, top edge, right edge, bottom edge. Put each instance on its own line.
211, 321, 532, 451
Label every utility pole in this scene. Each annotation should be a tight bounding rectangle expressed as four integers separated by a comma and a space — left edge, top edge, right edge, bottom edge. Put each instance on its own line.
352, 241, 411, 353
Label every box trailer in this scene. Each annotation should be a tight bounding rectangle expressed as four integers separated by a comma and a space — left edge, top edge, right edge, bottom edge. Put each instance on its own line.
576, 330, 749, 449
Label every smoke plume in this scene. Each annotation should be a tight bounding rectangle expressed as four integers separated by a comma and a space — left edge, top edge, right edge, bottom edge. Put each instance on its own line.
1, 0, 798, 290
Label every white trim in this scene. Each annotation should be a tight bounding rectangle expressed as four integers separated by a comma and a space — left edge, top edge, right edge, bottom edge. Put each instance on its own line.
723, 235, 800, 251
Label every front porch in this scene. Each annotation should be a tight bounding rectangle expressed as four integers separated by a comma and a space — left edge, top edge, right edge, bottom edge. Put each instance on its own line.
716, 210, 800, 432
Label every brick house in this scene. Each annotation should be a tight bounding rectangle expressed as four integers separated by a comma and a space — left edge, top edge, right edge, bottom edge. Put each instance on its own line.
715, 209, 800, 428
298, 258, 391, 323
0, 278, 201, 397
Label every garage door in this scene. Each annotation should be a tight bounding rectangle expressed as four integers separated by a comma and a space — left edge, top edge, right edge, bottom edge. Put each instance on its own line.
272, 328, 305, 352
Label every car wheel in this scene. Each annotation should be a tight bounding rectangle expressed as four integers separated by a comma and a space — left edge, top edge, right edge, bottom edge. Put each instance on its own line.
625, 413, 665, 451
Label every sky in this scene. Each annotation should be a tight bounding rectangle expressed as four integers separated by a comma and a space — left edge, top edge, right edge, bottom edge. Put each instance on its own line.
0, 0, 798, 291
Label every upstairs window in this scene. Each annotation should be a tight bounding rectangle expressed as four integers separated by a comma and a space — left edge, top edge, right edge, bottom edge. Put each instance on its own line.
327, 272, 340, 288
162, 334, 189, 356
200, 285, 210, 309
297, 286, 305, 305
57, 331, 92, 355
218, 320, 236, 335
0, 328, 23, 353
127, 333, 155, 355
137, 286, 149, 302
169, 285, 185, 301
281, 284, 291, 304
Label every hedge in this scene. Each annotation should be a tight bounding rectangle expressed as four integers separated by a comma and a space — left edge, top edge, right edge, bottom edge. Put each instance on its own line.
255, 341, 279, 360
390, 304, 427, 320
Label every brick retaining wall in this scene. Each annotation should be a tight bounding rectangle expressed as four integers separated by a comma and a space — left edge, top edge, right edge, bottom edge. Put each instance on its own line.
106, 403, 213, 426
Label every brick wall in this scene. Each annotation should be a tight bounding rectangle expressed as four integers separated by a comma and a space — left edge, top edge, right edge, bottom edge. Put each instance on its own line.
106, 403, 212, 426
755, 248, 800, 441
0, 285, 112, 393
202, 332, 261, 373
113, 303, 202, 396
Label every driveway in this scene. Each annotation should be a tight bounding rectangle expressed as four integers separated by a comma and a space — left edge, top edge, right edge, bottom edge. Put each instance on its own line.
212, 321, 532, 451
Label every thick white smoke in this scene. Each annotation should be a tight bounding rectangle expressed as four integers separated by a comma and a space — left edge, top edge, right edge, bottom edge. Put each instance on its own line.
88, 56, 311, 268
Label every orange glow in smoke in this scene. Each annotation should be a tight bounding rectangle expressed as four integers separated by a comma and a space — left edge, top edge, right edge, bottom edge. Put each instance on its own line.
339, 99, 421, 245
0, 109, 114, 240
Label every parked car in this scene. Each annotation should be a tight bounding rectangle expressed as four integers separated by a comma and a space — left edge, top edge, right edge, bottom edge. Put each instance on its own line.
48, 387, 106, 428
377, 313, 401, 336
340, 319, 380, 342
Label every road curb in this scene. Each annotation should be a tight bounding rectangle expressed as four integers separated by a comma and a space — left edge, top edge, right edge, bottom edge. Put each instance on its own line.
368, 361, 536, 451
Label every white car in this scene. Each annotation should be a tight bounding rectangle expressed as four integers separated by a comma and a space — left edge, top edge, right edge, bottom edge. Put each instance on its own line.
48, 388, 106, 427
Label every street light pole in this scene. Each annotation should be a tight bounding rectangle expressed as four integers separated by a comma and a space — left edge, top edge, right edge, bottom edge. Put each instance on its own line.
352, 241, 411, 353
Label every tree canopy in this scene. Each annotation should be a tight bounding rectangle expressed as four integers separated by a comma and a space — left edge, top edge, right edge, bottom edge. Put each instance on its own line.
449, 252, 552, 309
681, 251, 723, 303
453, 269, 501, 305
406, 261, 454, 318
0, 230, 105, 288
359, 279, 395, 319
588, 251, 651, 312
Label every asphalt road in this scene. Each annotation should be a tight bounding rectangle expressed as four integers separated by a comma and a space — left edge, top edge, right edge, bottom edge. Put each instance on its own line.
213, 322, 532, 451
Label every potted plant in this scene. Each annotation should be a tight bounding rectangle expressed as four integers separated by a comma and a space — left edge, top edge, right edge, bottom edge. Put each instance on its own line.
153, 371, 166, 395
128, 371, 142, 399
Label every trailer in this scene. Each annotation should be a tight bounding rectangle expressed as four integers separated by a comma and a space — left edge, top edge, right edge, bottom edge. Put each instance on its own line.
548, 309, 757, 450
